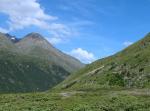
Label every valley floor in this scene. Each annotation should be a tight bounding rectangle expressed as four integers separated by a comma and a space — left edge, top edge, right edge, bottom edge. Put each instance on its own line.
0, 88, 149, 111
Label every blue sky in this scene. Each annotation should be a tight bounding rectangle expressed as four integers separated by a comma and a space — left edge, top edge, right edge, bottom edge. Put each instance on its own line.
0, 0, 150, 63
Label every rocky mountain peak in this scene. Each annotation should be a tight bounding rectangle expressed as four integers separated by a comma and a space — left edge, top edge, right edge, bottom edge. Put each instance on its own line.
24, 32, 44, 40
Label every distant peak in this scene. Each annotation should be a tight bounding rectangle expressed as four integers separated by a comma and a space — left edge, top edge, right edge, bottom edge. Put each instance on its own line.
4, 33, 20, 43
21, 32, 53, 46
25, 32, 44, 40
28, 32, 41, 36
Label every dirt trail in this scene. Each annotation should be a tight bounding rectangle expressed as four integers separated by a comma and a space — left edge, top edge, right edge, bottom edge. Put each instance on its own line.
60, 91, 84, 98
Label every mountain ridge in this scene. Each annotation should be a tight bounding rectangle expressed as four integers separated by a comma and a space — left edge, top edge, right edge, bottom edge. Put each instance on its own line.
15, 32, 84, 72
0, 32, 84, 93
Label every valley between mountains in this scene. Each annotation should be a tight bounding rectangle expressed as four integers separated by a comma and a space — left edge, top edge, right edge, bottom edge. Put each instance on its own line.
0, 32, 150, 111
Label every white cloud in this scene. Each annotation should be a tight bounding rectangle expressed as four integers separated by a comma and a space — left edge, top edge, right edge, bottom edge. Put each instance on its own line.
47, 23, 74, 44
69, 48, 96, 64
0, 0, 56, 30
0, 0, 73, 44
123, 41, 133, 47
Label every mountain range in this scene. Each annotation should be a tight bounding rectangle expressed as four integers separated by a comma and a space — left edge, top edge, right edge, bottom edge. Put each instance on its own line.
0, 32, 149, 110
0, 32, 84, 93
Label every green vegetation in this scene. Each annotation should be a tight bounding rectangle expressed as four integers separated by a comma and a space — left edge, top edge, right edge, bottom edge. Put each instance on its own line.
0, 89, 149, 111
55, 33, 150, 91
106, 72, 125, 86
0, 33, 150, 110
0, 50, 69, 93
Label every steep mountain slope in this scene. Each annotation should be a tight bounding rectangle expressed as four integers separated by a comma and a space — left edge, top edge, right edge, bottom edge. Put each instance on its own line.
16, 33, 84, 72
0, 32, 83, 93
56, 33, 150, 91
0, 51, 69, 93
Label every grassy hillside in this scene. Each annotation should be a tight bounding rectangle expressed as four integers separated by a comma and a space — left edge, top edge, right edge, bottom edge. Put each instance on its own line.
0, 50, 69, 93
55, 33, 150, 91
